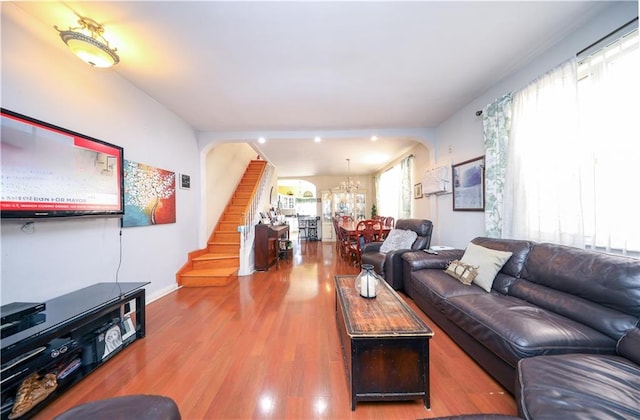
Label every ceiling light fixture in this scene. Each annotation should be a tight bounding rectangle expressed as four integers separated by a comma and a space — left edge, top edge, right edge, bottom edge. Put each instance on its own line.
336, 158, 360, 193
258, 137, 266, 144
371, 136, 378, 142
314, 136, 322, 143
55, 16, 120, 68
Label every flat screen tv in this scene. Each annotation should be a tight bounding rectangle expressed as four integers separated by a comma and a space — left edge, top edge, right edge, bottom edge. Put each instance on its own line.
1, 109, 124, 220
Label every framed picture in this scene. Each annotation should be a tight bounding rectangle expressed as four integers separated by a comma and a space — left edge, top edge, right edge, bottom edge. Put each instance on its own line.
413, 183, 423, 199
123, 160, 176, 227
180, 174, 191, 189
452, 156, 485, 211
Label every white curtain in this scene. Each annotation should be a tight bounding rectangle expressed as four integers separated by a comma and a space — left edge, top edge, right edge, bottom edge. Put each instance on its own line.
502, 58, 585, 247
378, 166, 400, 219
577, 28, 639, 253
400, 155, 413, 219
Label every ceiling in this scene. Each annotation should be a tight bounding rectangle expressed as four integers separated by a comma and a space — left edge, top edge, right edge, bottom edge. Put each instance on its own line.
7, 1, 611, 177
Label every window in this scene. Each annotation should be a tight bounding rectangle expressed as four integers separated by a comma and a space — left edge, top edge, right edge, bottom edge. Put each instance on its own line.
378, 165, 400, 220
498, 22, 639, 256
577, 26, 639, 254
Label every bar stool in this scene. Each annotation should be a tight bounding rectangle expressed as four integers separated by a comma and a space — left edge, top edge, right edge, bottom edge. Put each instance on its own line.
306, 217, 319, 241
297, 216, 308, 241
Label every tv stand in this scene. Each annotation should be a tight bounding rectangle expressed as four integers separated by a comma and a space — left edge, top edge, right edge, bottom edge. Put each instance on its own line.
0, 282, 148, 420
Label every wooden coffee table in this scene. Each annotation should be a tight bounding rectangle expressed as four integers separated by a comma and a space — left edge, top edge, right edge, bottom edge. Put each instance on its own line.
334, 275, 433, 410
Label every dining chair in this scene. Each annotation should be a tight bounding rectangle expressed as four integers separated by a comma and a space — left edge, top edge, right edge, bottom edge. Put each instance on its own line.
336, 218, 355, 260
384, 216, 395, 228
340, 215, 354, 224
347, 219, 383, 266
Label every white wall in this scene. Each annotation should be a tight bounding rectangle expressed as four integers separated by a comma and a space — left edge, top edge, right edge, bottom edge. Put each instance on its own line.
1, 5, 201, 304
433, 2, 638, 249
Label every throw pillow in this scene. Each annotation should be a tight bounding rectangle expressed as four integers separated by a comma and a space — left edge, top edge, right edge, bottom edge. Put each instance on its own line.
460, 242, 513, 292
379, 229, 418, 253
444, 260, 479, 285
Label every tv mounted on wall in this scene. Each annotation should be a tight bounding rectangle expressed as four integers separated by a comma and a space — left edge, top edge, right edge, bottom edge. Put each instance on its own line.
1, 109, 125, 220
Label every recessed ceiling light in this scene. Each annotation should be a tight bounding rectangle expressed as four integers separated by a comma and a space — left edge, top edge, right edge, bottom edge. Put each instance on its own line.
371, 136, 378, 142
314, 136, 322, 143
258, 137, 266, 144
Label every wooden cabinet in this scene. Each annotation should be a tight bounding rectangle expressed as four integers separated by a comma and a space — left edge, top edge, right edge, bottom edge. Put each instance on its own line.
278, 194, 296, 210
255, 224, 289, 271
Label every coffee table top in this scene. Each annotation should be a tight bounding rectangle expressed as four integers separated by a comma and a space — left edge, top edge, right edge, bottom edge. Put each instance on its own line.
335, 275, 433, 338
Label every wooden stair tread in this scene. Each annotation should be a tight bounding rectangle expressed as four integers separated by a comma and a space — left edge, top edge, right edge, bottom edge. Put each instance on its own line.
193, 253, 238, 261
182, 267, 238, 277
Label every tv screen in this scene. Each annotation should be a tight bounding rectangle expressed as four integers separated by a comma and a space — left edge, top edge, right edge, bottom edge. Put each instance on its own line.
1, 109, 124, 220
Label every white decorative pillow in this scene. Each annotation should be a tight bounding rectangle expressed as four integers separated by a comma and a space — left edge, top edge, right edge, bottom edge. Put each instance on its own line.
379, 229, 418, 253
460, 242, 513, 292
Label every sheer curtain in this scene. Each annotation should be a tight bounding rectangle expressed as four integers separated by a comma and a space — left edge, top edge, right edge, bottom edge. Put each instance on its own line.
578, 28, 639, 253
378, 166, 400, 219
502, 58, 585, 247
376, 155, 413, 220
400, 155, 413, 219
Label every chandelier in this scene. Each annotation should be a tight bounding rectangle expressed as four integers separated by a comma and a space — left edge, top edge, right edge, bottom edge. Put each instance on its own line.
337, 158, 360, 193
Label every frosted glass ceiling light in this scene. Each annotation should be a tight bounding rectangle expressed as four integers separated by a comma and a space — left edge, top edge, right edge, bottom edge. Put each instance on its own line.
55, 17, 119, 68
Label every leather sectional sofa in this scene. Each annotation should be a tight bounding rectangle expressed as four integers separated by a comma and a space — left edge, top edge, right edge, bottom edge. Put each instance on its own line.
399, 237, 640, 418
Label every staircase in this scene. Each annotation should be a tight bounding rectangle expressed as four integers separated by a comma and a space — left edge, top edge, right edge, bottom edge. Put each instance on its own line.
176, 159, 267, 287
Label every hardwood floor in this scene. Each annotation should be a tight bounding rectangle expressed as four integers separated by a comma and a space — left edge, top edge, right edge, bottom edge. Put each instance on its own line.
36, 240, 517, 419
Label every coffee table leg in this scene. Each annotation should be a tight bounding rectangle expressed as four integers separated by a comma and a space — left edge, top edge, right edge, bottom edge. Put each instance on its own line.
351, 397, 356, 411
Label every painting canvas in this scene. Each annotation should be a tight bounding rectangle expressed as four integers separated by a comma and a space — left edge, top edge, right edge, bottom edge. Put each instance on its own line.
123, 160, 176, 227
452, 156, 485, 211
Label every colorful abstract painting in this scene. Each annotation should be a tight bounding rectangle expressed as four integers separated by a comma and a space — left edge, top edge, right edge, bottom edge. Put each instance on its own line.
123, 160, 176, 227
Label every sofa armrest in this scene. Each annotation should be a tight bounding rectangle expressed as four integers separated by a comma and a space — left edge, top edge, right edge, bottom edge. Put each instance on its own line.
617, 327, 640, 365
382, 248, 415, 291
402, 249, 465, 271
362, 241, 383, 254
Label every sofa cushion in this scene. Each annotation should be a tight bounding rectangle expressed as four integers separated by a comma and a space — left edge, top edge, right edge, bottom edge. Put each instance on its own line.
380, 228, 418, 253
445, 293, 617, 366
522, 242, 640, 318
508, 278, 639, 340
460, 242, 513, 292
406, 270, 486, 315
517, 353, 640, 420
471, 237, 534, 278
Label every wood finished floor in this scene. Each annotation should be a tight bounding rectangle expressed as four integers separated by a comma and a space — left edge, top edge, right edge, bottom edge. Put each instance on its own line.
36, 240, 517, 419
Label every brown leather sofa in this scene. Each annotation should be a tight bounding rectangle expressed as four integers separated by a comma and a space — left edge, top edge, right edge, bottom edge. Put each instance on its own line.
360, 218, 433, 290
400, 236, 640, 403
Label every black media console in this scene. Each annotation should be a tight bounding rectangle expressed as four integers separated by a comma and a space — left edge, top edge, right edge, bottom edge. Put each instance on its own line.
0, 282, 148, 419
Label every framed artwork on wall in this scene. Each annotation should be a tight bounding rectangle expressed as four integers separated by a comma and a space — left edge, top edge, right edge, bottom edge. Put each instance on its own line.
452, 156, 485, 211
179, 174, 190, 189
413, 183, 423, 199
123, 160, 176, 227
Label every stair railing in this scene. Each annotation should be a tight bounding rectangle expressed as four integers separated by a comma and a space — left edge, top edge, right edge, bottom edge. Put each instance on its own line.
238, 163, 273, 275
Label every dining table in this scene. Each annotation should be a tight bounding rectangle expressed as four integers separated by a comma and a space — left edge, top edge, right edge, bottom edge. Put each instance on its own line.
339, 220, 391, 241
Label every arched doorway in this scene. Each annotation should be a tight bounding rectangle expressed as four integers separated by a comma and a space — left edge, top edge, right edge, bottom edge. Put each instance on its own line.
277, 179, 319, 239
